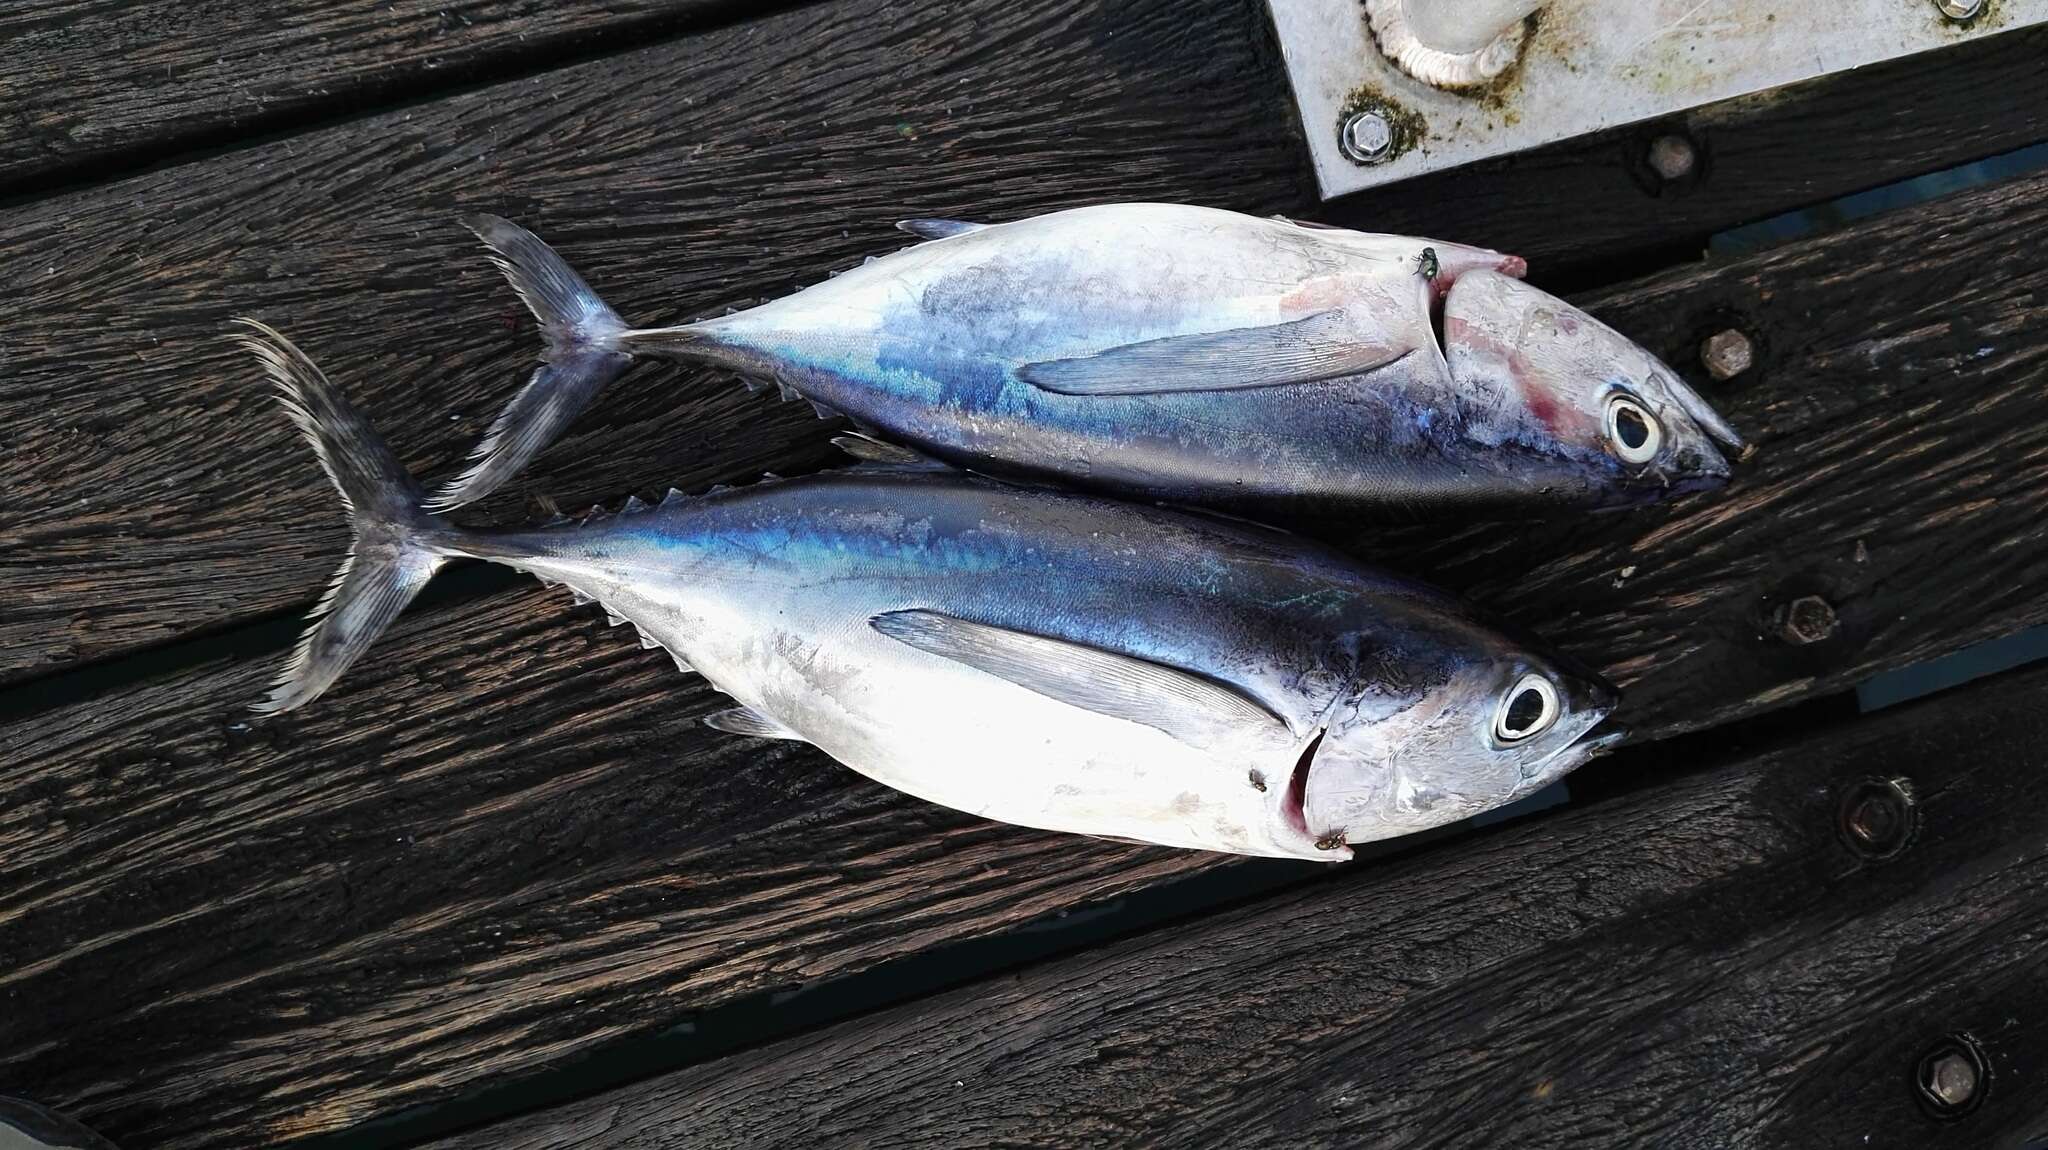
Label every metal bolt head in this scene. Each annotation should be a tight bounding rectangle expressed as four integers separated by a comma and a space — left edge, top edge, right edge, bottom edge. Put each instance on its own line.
1916, 1035, 1988, 1117
1937, 0, 1985, 20
1342, 110, 1396, 165
1838, 777, 1915, 859
1926, 1052, 1978, 1105
1777, 595, 1838, 645
1646, 134, 1697, 181
1701, 329, 1755, 381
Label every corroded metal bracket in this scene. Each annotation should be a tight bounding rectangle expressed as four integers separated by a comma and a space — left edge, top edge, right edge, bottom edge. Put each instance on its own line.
1270, 0, 2048, 199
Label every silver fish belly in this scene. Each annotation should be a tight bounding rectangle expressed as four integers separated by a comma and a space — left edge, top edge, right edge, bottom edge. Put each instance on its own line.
432, 203, 1744, 514
238, 321, 1624, 862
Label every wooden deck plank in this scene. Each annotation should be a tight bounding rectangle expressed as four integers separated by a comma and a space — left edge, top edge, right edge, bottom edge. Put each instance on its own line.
429, 659, 2048, 1150
6, 1, 2048, 682
0, 0, 735, 193
4, 168, 2047, 1146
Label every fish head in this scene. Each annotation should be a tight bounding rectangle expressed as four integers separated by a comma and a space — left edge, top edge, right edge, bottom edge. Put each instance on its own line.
1294, 620, 1622, 848
1440, 269, 1745, 506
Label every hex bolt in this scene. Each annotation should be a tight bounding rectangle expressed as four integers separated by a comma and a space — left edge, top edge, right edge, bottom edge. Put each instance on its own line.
1916, 1035, 1987, 1117
1936, 0, 1985, 21
1701, 329, 1755, 381
1646, 134, 1697, 182
1341, 110, 1397, 165
1838, 777, 1915, 859
1776, 595, 1838, 645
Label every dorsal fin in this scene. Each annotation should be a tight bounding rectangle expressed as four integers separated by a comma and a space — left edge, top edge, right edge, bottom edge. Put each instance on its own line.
661, 487, 685, 507
870, 609, 1288, 749
622, 494, 648, 514
896, 219, 987, 240
1017, 312, 1414, 397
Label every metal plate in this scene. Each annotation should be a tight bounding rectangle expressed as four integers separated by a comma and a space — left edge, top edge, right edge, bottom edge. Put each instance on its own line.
1270, 0, 2048, 199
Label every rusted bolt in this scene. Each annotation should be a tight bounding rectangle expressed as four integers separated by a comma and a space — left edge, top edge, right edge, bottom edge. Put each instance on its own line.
1936, 0, 1985, 21
1341, 110, 1396, 165
1837, 777, 1916, 859
1646, 135, 1697, 181
1916, 1035, 1987, 1117
1701, 329, 1755, 381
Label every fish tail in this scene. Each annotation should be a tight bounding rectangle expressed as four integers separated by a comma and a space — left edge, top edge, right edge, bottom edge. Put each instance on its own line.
427, 214, 640, 512
232, 319, 461, 714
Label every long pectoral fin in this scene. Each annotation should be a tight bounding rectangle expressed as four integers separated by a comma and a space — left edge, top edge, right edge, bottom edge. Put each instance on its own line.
870, 609, 1287, 748
1015, 310, 1414, 397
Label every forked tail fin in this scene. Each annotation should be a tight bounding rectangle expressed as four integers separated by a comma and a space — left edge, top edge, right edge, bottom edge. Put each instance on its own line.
232, 320, 456, 713
426, 215, 638, 511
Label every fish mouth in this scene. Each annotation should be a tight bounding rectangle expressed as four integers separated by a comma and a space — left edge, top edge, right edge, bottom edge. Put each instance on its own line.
1575, 720, 1630, 757
1519, 718, 1628, 786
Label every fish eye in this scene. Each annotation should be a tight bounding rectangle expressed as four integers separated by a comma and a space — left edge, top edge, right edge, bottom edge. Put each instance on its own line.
1494, 673, 1559, 743
1604, 395, 1662, 465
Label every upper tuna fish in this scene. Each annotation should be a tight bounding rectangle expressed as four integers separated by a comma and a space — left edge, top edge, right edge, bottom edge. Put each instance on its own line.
238, 322, 1622, 861
433, 203, 1744, 515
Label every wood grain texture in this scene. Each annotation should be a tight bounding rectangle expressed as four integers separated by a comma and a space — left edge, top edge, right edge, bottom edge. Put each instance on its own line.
0, 0, 737, 193
7, 0, 2048, 683
432, 661, 2048, 1150
0, 0, 1307, 685
4, 168, 2047, 1147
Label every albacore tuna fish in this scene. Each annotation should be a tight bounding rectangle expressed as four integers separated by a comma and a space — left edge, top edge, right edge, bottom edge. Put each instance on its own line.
432, 203, 1743, 515
238, 321, 1623, 861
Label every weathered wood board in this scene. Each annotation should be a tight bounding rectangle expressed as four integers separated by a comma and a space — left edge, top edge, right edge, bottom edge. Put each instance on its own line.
4, 165, 2046, 1146
429, 659, 2048, 1150
5, 0, 2047, 683
5, 0, 2048, 1145
0, 0, 735, 193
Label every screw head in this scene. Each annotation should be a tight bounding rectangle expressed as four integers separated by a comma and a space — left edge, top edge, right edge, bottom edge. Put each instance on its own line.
1775, 594, 1838, 645
1936, 0, 1985, 20
1341, 110, 1396, 165
1646, 134, 1697, 181
1916, 1035, 1988, 1117
1838, 777, 1916, 859
1701, 329, 1755, 381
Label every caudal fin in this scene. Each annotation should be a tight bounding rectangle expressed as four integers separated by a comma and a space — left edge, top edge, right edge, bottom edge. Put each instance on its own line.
233, 320, 454, 714
427, 215, 636, 511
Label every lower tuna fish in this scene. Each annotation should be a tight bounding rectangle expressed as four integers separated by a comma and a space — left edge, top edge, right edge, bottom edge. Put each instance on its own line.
432, 203, 1743, 515
238, 322, 1623, 861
